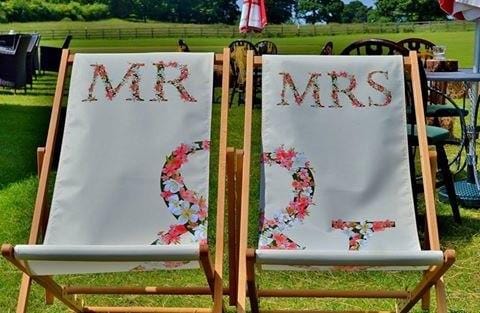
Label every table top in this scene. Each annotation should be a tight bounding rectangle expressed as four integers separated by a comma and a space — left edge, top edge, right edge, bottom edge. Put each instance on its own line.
426, 69, 480, 82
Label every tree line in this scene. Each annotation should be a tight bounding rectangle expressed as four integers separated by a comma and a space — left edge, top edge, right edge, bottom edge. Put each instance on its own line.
0, 0, 448, 24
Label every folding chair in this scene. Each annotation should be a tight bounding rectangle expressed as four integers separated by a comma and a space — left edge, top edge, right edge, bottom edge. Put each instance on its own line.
2, 48, 232, 313
235, 51, 455, 313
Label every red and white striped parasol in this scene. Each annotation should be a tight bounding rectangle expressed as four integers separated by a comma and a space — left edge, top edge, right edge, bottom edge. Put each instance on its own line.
438, 0, 480, 71
239, 0, 267, 33
439, 0, 480, 20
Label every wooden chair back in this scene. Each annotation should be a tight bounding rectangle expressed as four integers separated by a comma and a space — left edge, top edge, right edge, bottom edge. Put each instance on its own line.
341, 38, 409, 56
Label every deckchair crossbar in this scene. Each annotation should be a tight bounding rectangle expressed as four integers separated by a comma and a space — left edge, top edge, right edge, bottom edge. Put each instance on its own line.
14, 245, 199, 262
258, 289, 409, 299
256, 250, 444, 267
84, 307, 212, 313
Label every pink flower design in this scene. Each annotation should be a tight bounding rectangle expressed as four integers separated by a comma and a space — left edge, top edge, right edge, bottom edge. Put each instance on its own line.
332, 219, 396, 251
154, 140, 211, 267
259, 146, 315, 250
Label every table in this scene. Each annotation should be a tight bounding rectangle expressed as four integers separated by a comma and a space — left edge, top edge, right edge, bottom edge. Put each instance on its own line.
426, 69, 480, 207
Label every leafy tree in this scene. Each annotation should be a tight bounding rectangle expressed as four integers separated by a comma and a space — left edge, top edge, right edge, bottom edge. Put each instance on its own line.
108, 0, 135, 19
297, 0, 345, 24
265, 0, 295, 24
373, 0, 447, 22
341, 0, 369, 23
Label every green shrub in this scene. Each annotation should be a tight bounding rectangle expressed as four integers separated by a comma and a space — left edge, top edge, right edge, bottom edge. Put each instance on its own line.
2, 0, 109, 22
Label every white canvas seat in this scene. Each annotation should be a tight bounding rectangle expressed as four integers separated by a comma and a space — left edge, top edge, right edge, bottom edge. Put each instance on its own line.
235, 51, 455, 313
3, 50, 231, 313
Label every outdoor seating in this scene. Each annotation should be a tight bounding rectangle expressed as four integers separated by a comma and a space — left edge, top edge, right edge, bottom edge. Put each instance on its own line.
397, 38, 435, 63
0, 35, 31, 93
320, 41, 333, 55
2, 49, 232, 312
341, 38, 410, 56
342, 38, 461, 222
399, 37, 467, 133
254, 40, 277, 55
235, 50, 455, 313
26, 33, 41, 86
39, 35, 72, 73
229, 39, 257, 106
177, 39, 190, 52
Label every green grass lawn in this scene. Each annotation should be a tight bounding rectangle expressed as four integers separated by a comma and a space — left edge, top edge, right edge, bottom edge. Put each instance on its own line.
32, 31, 475, 67
1, 33, 479, 312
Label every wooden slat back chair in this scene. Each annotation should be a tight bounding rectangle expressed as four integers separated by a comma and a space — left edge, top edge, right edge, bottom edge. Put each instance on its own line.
2, 48, 232, 313
229, 40, 257, 106
254, 41, 278, 56
235, 51, 455, 313
341, 38, 410, 56
397, 38, 435, 64
320, 41, 333, 55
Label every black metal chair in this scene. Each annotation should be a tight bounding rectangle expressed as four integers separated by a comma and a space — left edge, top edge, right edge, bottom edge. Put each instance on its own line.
399, 37, 468, 127
255, 40, 277, 55
320, 41, 333, 55
342, 38, 461, 222
397, 38, 435, 64
177, 39, 190, 52
341, 38, 410, 56
229, 40, 257, 106
0, 35, 31, 93
40, 35, 72, 73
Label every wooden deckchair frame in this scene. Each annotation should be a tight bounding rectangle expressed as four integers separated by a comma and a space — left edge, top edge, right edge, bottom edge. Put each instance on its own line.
235, 51, 456, 313
2, 48, 232, 313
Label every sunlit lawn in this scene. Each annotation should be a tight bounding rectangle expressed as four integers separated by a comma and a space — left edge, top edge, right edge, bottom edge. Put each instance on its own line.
0, 33, 479, 312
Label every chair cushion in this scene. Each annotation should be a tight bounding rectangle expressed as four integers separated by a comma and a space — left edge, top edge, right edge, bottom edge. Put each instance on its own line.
406, 104, 468, 117
426, 103, 468, 117
407, 124, 450, 144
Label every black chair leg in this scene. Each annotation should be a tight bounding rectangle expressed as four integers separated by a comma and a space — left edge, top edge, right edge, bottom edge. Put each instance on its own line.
436, 145, 461, 223
230, 80, 237, 107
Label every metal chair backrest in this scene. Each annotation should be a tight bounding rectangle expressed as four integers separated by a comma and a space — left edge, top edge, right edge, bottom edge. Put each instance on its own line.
255, 40, 278, 55
229, 40, 256, 86
320, 41, 333, 55
341, 38, 409, 56
397, 38, 435, 63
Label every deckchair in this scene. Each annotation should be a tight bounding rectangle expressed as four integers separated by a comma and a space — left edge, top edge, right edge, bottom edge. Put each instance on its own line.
2, 48, 232, 313
235, 51, 455, 313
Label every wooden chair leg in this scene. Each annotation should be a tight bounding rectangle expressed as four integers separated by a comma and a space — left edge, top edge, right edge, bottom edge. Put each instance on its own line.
37, 147, 45, 176
435, 278, 448, 313
436, 145, 461, 223
199, 244, 215, 295
2, 245, 84, 312
398, 250, 455, 313
226, 148, 237, 306
16, 274, 32, 313
246, 249, 259, 313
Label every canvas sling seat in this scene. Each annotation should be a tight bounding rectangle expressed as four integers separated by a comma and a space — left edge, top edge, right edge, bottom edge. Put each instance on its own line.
2, 49, 232, 313
235, 51, 455, 313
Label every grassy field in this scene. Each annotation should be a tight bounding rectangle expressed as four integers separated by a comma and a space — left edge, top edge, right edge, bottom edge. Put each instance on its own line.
28, 31, 476, 67
0, 31, 479, 312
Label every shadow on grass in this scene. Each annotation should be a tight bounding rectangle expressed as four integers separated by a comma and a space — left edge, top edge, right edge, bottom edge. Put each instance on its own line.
0, 104, 50, 189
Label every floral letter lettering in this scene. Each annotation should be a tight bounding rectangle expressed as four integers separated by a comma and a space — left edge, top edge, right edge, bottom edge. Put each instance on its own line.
151, 61, 197, 102
82, 63, 145, 102
277, 72, 323, 107
328, 71, 364, 108
332, 219, 395, 250
367, 71, 392, 106
259, 146, 315, 250
155, 141, 210, 247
